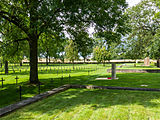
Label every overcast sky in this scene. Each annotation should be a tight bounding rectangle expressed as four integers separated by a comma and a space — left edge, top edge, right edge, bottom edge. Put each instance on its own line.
126, 0, 142, 7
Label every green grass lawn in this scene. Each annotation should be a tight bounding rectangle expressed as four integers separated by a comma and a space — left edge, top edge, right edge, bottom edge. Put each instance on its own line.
1, 63, 160, 119
1, 88, 160, 120
0, 63, 106, 108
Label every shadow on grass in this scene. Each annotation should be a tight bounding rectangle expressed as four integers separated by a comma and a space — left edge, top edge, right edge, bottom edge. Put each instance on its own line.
0, 73, 105, 108
2, 88, 160, 119
1, 71, 160, 109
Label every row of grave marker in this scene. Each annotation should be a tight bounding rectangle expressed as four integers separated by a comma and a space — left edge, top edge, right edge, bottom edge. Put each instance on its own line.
0, 74, 72, 101
0, 66, 100, 74
0, 76, 19, 88
0, 67, 97, 88
0, 65, 105, 102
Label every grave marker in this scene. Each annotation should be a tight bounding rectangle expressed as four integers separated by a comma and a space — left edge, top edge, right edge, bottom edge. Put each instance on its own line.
144, 57, 150, 66
19, 85, 22, 101
61, 76, 63, 85
38, 82, 41, 94
15, 76, 19, 85
57, 70, 58, 76
0, 78, 5, 88
69, 74, 71, 84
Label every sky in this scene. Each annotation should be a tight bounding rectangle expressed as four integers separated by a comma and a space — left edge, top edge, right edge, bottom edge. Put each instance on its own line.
126, 0, 142, 7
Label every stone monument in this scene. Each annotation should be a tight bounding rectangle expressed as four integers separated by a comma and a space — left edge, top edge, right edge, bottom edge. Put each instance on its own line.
144, 57, 150, 66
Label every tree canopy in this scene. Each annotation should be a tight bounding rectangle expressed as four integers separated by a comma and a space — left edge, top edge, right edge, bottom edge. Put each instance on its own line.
125, 0, 160, 62
0, 0, 128, 83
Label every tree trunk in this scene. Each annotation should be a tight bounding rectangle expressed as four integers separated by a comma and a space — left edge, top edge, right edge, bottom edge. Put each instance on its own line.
72, 60, 75, 69
83, 57, 85, 63
20, 61, 22, 66
46, 55, 48, 66
157, 58, 160, 68
49, 56, 51, 63
5, 61, 8, 74
46, 49, 49, 65
0, 63, 2, 68
103, 61, 105, 66
134, 59, 136, 67
29, 37, 39, 84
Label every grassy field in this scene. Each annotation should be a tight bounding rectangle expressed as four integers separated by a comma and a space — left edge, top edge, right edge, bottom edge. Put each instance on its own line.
1, 63, 160, 119
1, 88, 160, 120
0, 63, 106, 108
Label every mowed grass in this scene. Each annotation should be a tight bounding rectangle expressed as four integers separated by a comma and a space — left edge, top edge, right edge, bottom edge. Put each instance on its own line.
1, 63, 160, 109
2, 88, 160, 120
0, 64, 107, 108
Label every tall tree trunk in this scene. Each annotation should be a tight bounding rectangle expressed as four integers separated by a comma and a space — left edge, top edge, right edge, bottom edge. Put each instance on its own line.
5, 61, 8, 74
49, 56, 51, 63
134, 59, 137, 67
46, 49, 49, 65
29, 1, 39, 84
0, 63, 2, 68
72, 60, 75, 69
29, 37, 39, 84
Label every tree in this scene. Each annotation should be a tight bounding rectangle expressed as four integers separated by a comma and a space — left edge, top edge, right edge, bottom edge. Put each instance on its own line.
126, 0, 160, 66
93, 46, 109, 66
125, 37, 145, 66
74, 31, 94, 63
0, 0, 128, 84
65, 40, 79, 69
38, 33, 66, 65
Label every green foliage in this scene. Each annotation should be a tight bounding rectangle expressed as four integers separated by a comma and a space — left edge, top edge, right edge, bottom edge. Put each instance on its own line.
74, 31, 94, 62
93, 46, 110, 64
65, 40, 79, 63
125, 37, 145, 60
0, 0, 129, 82
0, 0, 128, 39
126, 0, 160, 60
38, 33, 66, 62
